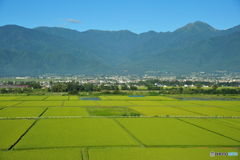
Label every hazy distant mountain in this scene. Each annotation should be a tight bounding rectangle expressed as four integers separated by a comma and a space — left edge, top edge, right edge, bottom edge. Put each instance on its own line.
0, 21, 240, 76
119, 31, 240, 73
0, 25, 114, 76
34, 27, 159, 66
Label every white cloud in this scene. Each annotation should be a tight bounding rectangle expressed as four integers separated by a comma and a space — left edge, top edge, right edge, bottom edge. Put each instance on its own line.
65, 19, 82, 23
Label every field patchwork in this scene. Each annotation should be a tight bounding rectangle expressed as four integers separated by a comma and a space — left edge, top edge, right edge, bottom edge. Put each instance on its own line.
188, 101, 240, 107
97, 101, 134, 106
0, 148, 82, 160
16, 101, 63, 107
64, 101, 98, 106
44, 96, 69, 101
180, 118, 240, 142
129, 106, 201, 116
42, 107, 89, 117
16, 96, 47, 101
160, 101, 202, 107
100, 96, 179, 101
0, 96, 21, 101
98, 96, 110, 100
0, 101, 22, 107
128, 101, 164, 106
69, 96, 80, 101
218, 106, 240, 112
0, 107, 46, 118
0, 120, 36, 150
87, 107, 141, 116
89, 148, 240, 160
14, 118, 139, 149
176, 106, 240, 116
116, 118, 240, 147
210, 119, 240, 130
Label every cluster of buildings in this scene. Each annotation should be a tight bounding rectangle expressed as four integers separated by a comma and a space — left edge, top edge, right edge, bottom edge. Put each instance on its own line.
1, 72, 240, 88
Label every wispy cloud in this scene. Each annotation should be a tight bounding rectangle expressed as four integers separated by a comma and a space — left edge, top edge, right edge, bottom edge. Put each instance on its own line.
54, 19, 62, 22
65, 19, 82, 23
59, 23, 67, 27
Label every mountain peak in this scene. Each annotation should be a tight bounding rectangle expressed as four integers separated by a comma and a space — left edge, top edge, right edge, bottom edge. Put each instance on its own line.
175, 21, 216, 33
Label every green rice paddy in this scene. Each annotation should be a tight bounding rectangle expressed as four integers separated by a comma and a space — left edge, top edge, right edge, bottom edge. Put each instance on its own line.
210, 119, 240, 129
16, 96, 47, 101
64, 101, 98, 106
128, 101, 164, 106
129, 106, 200, 116
44, 96, 69, 101
97, 101, 134, 106
42, 107, 89, 117
180, 118, 240, 141
16, 101, 63, 107
176, 106, 240, 116
0, 96, 20, 101
0, 95, 239, 159
14, 118, 139, 149
116, 118, 240, 147
0, 101, 22, 107
89, 148, 240, 160
188, 101, 240, 107
160, 101, 202, 106
0, 120, 35, 150
0, 107, 46, 118
87, 107, 140, 116
69, 96, 80, 101
0, 148, 82, 160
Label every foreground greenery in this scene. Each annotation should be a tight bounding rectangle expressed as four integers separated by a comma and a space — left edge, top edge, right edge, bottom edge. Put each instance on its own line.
0, 95, 239, 160
89, 148, 240, 160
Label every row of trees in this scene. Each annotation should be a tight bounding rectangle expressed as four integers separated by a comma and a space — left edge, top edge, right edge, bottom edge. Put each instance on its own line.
1, 87, 32, 94
50, 81, 138, 93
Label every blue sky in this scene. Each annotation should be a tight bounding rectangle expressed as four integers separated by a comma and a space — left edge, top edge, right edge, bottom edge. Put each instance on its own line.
0, 0, 240, 33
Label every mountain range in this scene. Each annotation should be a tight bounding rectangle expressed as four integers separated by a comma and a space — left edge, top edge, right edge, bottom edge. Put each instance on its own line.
0, 21, 240, 76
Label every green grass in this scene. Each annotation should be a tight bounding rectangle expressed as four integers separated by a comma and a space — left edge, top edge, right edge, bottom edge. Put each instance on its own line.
64, 101, 98, 106
129, 106, 201, 116
0, 101, 22, 107
89, 148, 240, 160
0, 148, 82, 160
0, 107, 46, 118
87, 107, 141, 116
116, 118, 240, 147
16, 101, 63, 107
180, 118, 240, 142
0, 96, 21, 101
42, 107, 89, 117
44, 96, 69, 101
0, 120, 36, 150
16, 96, 47, 101
14, 118, 139, 149
97, 101, 134, 106
176, 106, 240, 116
128, 101, 164, 106
69, 96, 79, 101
